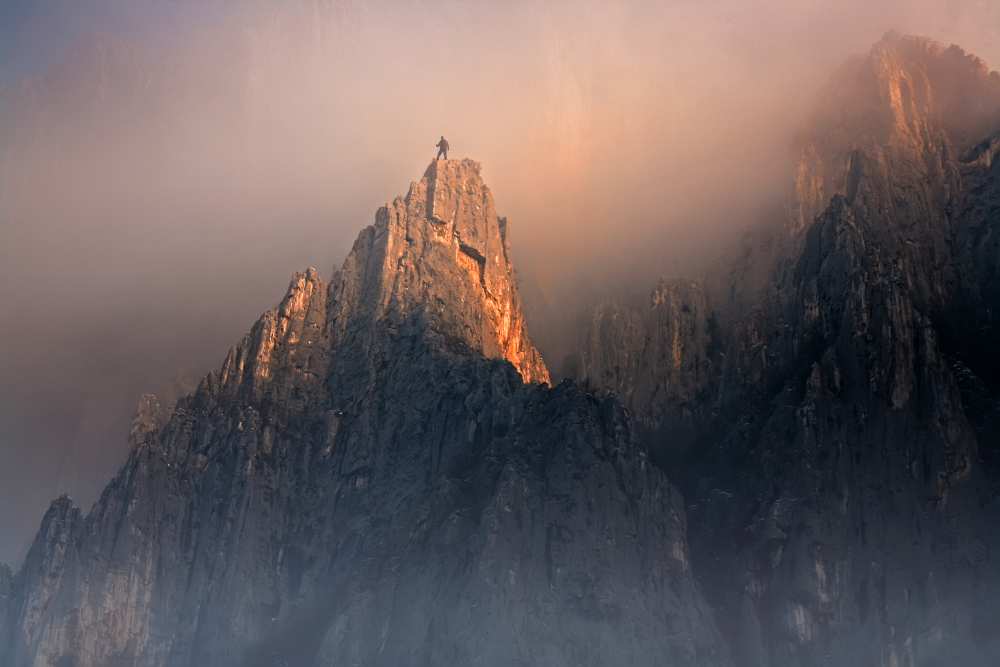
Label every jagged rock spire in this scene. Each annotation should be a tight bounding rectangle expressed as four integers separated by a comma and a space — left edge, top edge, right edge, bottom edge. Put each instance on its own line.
326, 158, 550, 385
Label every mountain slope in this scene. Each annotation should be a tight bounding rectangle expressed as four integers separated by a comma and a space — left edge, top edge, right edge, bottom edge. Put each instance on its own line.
1, 160, 724, 667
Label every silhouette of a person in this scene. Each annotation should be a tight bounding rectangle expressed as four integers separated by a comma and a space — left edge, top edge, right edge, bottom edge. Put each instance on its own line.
435, 136, 449, 160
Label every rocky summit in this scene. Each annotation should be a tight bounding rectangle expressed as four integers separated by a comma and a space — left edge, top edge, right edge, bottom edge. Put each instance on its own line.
0, 159, 724, 667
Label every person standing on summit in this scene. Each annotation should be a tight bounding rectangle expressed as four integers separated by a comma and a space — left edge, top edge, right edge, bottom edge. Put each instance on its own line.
435, 136, 449, 160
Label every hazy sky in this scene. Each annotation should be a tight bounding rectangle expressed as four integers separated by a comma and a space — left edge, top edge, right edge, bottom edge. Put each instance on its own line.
1, 0, 999, 564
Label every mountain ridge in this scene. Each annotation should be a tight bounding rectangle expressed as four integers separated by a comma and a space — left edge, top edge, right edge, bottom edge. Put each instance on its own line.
579, 32, 1000, 666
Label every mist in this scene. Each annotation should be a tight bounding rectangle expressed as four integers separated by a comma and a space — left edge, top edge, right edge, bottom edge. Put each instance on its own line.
2, 0, 999, 564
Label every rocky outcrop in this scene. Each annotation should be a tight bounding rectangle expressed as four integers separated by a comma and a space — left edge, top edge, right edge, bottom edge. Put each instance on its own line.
578, 33, 1000, 666
2, 160, 723, 667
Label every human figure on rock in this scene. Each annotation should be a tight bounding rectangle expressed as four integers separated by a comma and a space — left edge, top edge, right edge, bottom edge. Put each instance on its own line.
435, 136, 449, 160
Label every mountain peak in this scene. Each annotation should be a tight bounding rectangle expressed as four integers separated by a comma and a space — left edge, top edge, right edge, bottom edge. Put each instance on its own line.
422, 156, 479, 179
326, 158, 550, 385
787, 33, 1000, 235
867, 33, 999, 145
2, 157, 722, 666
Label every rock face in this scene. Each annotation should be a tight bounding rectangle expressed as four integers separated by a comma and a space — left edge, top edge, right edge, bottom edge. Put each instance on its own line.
578, 34, 1000, 666
579, 280, 719, 463
1, 160, 724, 667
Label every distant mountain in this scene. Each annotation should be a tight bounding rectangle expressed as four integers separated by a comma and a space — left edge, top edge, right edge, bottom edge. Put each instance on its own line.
579, 33, 1000, 666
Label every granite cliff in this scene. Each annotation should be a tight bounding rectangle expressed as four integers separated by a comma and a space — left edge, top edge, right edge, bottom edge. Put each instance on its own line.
1, 160, 724, 667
